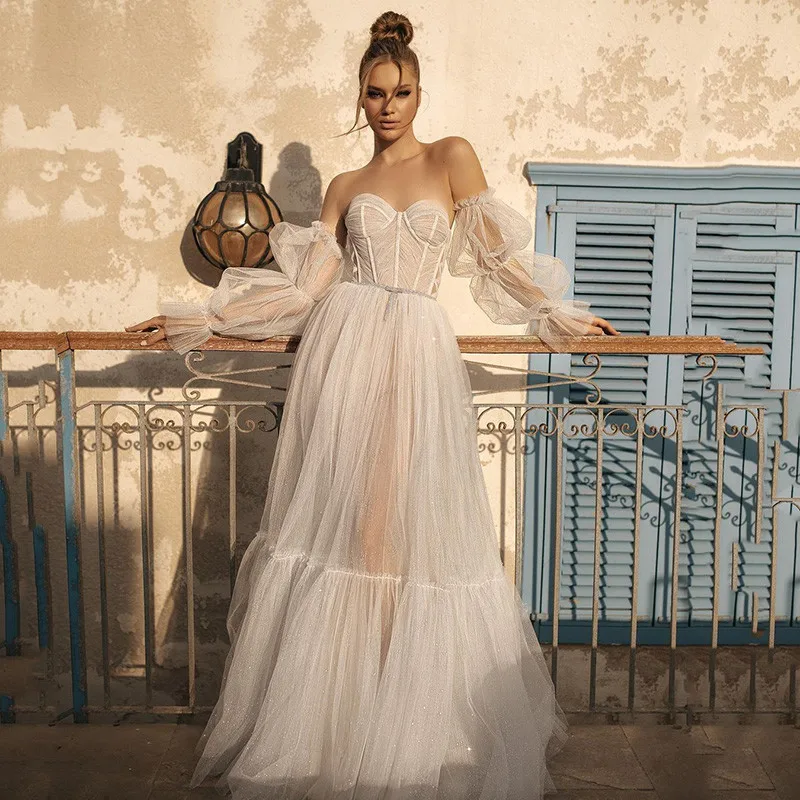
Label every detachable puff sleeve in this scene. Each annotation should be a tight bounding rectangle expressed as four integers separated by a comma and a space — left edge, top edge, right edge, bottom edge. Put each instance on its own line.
159, 220, 346, 355
448, 186, 597, 351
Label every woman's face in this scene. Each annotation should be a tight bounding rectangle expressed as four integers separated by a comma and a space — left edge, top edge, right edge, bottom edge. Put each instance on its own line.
362, 60, 420, 140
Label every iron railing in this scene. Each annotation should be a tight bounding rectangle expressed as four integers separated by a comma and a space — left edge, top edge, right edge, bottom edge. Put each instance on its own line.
2, 331, 798, 725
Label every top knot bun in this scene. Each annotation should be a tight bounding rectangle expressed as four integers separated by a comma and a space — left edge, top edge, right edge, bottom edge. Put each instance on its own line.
370, 11, 413, 46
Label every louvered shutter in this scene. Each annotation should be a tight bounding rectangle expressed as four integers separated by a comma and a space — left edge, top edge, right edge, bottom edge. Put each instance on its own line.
675, 204, 798, 638
524, 169, 800, 647
524, 201, 676, 640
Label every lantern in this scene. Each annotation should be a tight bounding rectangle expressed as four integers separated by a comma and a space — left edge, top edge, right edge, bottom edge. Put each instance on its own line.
192, 132, 282, 270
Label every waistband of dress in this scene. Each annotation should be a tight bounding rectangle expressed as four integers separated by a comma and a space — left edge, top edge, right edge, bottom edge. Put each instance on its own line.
351, 280, 437, 301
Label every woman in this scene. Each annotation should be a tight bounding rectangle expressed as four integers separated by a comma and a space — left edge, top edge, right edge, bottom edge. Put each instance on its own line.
128, 11, 618, 799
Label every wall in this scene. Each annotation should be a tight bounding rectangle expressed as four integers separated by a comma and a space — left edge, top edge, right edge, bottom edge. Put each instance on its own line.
2, 0, 799, 334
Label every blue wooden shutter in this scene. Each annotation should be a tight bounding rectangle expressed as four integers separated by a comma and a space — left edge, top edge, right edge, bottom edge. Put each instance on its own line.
674, 203, 800, 639
524, 168, 800, 646
525, 200, 676, 640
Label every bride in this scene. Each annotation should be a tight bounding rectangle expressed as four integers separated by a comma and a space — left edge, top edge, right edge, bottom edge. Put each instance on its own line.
128, 11, 618, 799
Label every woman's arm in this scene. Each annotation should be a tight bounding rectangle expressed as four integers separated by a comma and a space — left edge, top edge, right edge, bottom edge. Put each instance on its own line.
127, 180, 350, 352
442, 137, 619, 344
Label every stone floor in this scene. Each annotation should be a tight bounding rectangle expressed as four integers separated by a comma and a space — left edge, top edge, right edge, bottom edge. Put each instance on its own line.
1, 718, 799, 799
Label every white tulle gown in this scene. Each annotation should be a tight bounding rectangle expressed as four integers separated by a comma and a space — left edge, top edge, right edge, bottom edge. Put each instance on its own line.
161, 186, 596, 800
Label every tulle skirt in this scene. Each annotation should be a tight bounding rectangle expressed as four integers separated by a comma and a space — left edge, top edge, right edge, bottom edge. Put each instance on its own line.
190, 279, 568, 799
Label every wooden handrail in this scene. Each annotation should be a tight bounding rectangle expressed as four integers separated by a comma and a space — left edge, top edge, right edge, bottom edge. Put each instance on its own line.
0, 330, 763, 356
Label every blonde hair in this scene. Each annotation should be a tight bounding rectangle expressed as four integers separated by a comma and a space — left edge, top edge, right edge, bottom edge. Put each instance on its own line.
338, 11, 420, 137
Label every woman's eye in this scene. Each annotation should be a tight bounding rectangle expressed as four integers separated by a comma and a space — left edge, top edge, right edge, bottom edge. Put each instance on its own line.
367, 90, 411, 98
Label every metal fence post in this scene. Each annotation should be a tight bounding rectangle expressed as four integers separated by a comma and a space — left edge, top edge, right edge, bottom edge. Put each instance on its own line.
57, 346, 87, 723
0, 474, 20, 657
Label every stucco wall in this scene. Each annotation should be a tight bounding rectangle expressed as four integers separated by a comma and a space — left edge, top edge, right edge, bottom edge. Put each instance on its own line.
2, 0, 798, 333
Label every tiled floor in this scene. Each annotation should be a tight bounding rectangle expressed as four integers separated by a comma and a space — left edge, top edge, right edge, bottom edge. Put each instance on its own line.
1, 719, 798, 799
549, 721, 800, 799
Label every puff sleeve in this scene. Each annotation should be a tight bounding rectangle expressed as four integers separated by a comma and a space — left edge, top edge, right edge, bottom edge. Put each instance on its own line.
160, 220, 346, 355
448, 186, 596, 350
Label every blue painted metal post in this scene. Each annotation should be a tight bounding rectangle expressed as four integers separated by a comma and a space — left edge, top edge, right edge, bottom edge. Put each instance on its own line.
27, 472, 50, 650
57, 348, 87, 722
0, 694, 15, 723
0, 474, 20, 656
0, 350, 8, 442
32, 526, 49, 650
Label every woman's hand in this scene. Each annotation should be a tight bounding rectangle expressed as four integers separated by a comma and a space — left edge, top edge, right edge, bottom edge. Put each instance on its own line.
126, 315, 168, 346
585, 316, 619, 336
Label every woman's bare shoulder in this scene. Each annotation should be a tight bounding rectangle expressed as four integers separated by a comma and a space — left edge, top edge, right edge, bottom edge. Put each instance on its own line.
329, 165, 367, 183
324, 167, 370, 203
428, 137, 486, 199
429, 136, 480, 162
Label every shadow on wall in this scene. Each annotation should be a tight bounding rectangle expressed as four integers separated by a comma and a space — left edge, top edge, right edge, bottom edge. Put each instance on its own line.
149, 141, 328, 708
1, 143, 336, 713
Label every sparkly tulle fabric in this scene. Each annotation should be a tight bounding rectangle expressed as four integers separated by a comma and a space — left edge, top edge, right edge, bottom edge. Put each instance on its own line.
161, 187, 589, 799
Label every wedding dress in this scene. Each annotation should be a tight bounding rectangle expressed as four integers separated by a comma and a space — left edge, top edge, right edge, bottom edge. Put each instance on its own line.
161, 186, 595, 800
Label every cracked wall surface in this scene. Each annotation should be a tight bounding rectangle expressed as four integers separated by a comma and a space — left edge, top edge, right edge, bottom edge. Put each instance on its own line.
1, 1, 797, 329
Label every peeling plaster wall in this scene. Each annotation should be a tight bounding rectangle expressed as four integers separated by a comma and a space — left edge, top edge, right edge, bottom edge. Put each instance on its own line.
2, 0, 798, 329
1, 1, 798, 701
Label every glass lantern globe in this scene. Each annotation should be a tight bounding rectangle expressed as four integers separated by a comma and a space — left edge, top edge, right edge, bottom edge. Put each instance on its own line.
193, 132, 282, 270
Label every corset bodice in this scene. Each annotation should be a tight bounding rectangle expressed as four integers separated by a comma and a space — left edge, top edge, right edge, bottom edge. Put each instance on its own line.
345, 193, 453, 298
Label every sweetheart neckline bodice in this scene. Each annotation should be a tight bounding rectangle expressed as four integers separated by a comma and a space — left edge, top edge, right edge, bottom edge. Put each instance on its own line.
346, 192, 453, 228
342, 191, 454, 296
